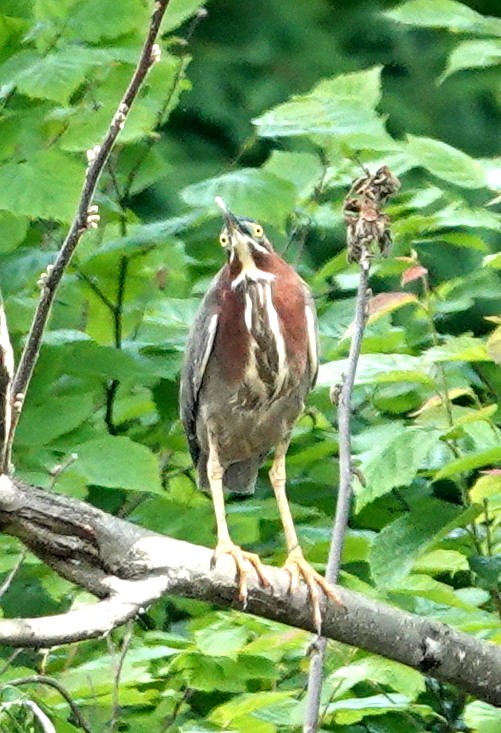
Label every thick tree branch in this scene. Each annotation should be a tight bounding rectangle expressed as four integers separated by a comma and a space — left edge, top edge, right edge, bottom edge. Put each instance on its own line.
3, 0, 171, 472
0, 477, 500, 706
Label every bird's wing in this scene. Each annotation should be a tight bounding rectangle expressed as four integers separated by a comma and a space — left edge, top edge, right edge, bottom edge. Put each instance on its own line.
302, 281, 319, 388
180, 278, 220, 465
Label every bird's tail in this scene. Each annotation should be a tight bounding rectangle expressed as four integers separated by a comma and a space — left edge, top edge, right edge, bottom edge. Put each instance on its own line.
196, 455, 261, 495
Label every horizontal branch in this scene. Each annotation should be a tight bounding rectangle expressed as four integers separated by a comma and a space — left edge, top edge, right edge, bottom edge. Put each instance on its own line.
0, 478, 500, 706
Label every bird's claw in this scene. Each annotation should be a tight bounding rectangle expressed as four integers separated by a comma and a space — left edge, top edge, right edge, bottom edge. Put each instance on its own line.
212, 540, 270, 605
284, 547, 343, 633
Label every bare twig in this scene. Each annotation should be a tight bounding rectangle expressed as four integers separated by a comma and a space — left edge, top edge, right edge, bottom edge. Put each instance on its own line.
109, 620, 134, 733
0, 295, 14, 471
23, 700, 56, 733
3, 0, 171, 473
0, 648, 23, 677
0, 551, 26, 600
304, 167, 400, 733
5, 675, 92, 733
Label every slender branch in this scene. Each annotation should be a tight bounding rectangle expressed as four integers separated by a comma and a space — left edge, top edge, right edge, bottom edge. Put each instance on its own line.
0, 478, 500, 706
3, 0, 172, 473
5, 675, 92, 733
0, 294, 14, 470
109, 621, 134, 733
105, 256, 129, 434
304, 166, 401, 733
304, 258, 370, 732
0, 551, 25, 600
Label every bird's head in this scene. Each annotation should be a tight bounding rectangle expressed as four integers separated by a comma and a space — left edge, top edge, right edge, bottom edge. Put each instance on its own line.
215, 197, 274, 266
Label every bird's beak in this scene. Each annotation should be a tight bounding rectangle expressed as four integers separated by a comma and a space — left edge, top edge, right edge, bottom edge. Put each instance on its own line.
215, 196, 241, 240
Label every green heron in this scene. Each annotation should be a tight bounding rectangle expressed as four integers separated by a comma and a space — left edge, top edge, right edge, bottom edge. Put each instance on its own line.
180, 197, 339, 627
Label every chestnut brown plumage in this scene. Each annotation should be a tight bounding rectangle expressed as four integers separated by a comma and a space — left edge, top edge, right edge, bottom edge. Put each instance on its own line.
180, 198, 340, 628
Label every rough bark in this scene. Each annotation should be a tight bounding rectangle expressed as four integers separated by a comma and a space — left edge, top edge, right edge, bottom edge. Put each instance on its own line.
1, 477, 500, 707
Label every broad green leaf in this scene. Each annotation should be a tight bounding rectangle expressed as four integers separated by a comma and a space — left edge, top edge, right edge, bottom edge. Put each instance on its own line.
163, 0, 207, 32
391, 574, 476, 608
484, 252, 501, 269
209, 692, 294, 728
424, 335, 491, 363
318, 354, 433, 388
414, 549, 468, 575
181, 169, 296, 230
15, 47, 110, 103
433, 203, 501, 231
66, 0, 149, 42
325, 693, 434, 725
75, 436, 162, 493
329, 657, 425, 700
0, 149, 84, 222
253, 67, 394, 148
370, 500, 481, 587
0, 211, 29, 253
443, 39, 501, 79
386, 0, 501, 37
16, 393, 95, 446
355, 428, 441, 510
435, 447, 501, 480
464, 701, 501, 733
406, 135, 487, 189
195, 625, 248, 659
263, 150, 322, 198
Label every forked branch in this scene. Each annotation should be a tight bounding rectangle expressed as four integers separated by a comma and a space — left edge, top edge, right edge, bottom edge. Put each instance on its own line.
2, 0, 172, 473
0, 477, 500, 706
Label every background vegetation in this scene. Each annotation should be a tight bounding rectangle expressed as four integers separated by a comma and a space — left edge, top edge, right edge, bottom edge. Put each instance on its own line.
0, 0, 501, 730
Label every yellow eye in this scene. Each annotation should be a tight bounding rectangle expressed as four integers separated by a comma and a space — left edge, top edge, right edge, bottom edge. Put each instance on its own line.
220, 233, 229, 247
253, 224, 263, 238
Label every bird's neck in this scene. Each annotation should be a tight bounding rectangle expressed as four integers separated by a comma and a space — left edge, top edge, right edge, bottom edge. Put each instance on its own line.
229, 249, 276, 290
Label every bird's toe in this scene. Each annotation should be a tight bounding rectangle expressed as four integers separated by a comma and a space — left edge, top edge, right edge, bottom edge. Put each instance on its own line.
283, 547, 343, 633
212, 540, 270, 605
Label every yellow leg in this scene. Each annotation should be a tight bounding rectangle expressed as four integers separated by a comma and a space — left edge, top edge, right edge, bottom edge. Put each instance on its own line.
208, 437, 269, 602
269, 442, 343, 631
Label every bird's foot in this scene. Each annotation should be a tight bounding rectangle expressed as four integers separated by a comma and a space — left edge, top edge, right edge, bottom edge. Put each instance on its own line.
212, 539, 270, 605
283, 546, 343, 633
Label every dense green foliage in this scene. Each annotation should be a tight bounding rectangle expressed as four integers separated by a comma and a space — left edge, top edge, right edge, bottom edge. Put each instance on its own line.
0, 0, 501, 730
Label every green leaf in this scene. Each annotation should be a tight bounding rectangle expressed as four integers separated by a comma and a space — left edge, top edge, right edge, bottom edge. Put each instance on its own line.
263, 150, 322, 198
325, 693, 434, 725
0, 149, 84, 222
181, 168, 296, 230
469, 556, 501, 588
253, 67, 394, 148
66, 0, 149, 42
15, 47, 110, 103
464, 701, 501, 733
370, 500, 481, 588
443, 39, 501, 79
75, 436, 162, 493
355, 428, 441, 510
434, 446, 501, 479
16, 393, 95, 446
0, 211, 29, 253
195, 625, 248, 659
424, 335, 491, 363
318, 354, 433, 388
386, 0, 501, 37
210, 692, 294, 728
406, 135, 486, 189
163, 0, 207, 32
329, 657, 425, 700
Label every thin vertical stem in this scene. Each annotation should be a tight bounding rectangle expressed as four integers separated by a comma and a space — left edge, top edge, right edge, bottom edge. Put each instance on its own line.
303, 256, 371, 732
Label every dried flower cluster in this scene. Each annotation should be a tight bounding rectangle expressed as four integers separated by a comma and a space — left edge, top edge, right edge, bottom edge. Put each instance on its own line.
343, 165, 400, 263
